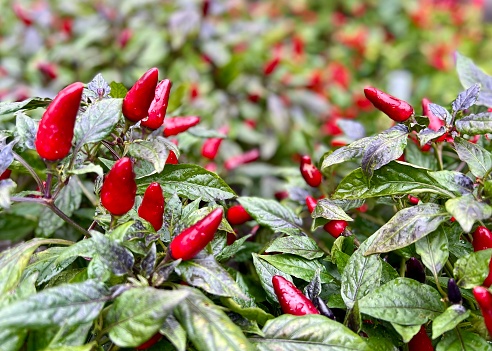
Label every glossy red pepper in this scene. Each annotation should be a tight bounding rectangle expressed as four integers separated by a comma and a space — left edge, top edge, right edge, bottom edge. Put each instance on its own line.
138, 182, 164, 231
136, 332, 162, 350
35, 82, 84, 161
408, 195, 420, 205
226, 204, 252, 225
201, 126, 229, 160
141, 79, 172, 130
163, 116, 201, 137
122, 68, 158, 123
170, 208, 223, 260
484, 259, 492, 288
473, 286, 492, 336
300, 155, 322, 188
364, 87, 414, 122
473, 226, 492, 251
422, 98, 445, 132
224, 149, 260, 171
323, 220, 347, 238
0, 169, 11, 180
100, 157, 137, 216
272, 275, 319, 316
166, 151, 179, 165
305, 196, 317, 213
408, 326, 434, 351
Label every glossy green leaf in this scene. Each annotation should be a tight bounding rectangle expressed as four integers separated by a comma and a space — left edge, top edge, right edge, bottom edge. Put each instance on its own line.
265, 236, 324, 260
129, 136, 176, 176
429, 170, 473, 196
445, 194, 492, 233
436, 329, 492, 351
456, 113, 492, 135
321, 136, 374, 170
23, 246, 77, 286
258, 254, 333, 283
311, 199, 353, 231
160, 315, 187, 351
452, 84, 480, 113
454, 137, 492, 178
390, 323, 421, 343
0, 98, 51, 116
453, 249, 492, 288
15, 112, 37, 150
432, 304, 470, 339
252, 253, 292, 303
415, 226, 449, 278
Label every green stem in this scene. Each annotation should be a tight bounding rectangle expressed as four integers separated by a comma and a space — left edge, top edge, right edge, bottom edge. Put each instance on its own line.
433, 272, 447, 297
47, 202, 91, 237
399, 257, 406, 277
434, 142, 444, 171
13, 151, 45, 193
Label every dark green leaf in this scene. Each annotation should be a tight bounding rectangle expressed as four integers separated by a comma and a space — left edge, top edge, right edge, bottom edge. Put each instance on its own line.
436, 329, 492, 351
432, 304, 470, 339
221, 298, 274, 327
252, 254, 292, 303
109, 82, 128, 98
23, 247, 77, 286
454, 137, 492, 178
321, 136, 374, 170
160, 315, 187, 351
453, 249, 492, 288
265, 236, 324, 260
217, 234, 253, 262
445, 194, 492, 233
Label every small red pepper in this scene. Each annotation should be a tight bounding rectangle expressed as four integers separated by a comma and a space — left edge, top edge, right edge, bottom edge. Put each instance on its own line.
118, 28, 133, 49
226, 204, 252, 225
408, 326, 434, 351
201, 126, 229, 160
300, 155, 322, 188
163, 116, 201, 137
37, 62, 58, 81
473, 286, 492, 337
408, 195, 420, 205
0, 169, 12, 180
100, 157, 137, 216
122, 68, 159, 123
473, 226, 492, 251
35, 82, 84, 161
136, 332, 162, 350
305, 196, 317, 213
141, 79, 172, 130
364, 87, 414, 122
484, 259, 492, 288
12, 3, 33, 26
224, 149, 260, 170
272, 275, 319, 316
138, 182, 164, 231
422, 98, 445, 132
169, 208, 223, 260
166, 151, 179, 165
275, 190, 289, 201
323, 220, 347, 238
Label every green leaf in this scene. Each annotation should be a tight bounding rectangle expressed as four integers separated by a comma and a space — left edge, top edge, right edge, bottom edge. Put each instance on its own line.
139, 164, 236, 202
0, 98, 51, 116
23, 247, 77, 286
216, 234, 253, 262
364, 204, 450, 255
160, 315, 187, 351
221, 298, 274, 327
454, 137, 492, 178
432, 305, 470, 339
174, 286, 254, 351
321, 136, 374, 170
429, 103, 452, 124
437, 329, 492, 351
258, 254, 333, 283
341, 247, 382, 309
238, 197, 302, 236
455, 52, 492, 107
129, 136, 176, 176
361, 124, 408, 180
74, 98, 122, 146
429, 170, 474, 196
250, 314, 370, 351
109, 82, 128, 98
358, 278, 444, 325
453, 249, 492, 288
15, 112, 37, 150
68, 163, 104, 178
0, 280, 110, 330
418, 127, 446, 146
333, 162, 455, 200
175, 256, 249, 299
265, 236, 324, 260
105, 287, 188, 348
415, 226, 449, 278
456, 113, 492, 135
167, 84, 186, 113
445, 194, 492, 233
252, 254, 292, 303
391, 323, 421, 343
311, 199, 353, 231
452, 84, 481, 113
405, 141, 438, 170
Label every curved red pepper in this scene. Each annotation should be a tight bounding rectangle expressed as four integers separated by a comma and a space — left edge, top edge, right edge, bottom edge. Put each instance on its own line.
0, 169, 12, 180
305, 196, 317, 213
142, 79, 172, 130
138, 182, 164, 231
364, 87, 414, 122
100, 157, 137, 216
224, 149, 260, 171
166, 151, 179, 164
35, 82, 84, 161
201, 126, 229, 160
163, 116, 200, 137
136, 332, 162, 350
122, 68, 159, 123
473, 226, 492, 252
226, 204, 252, 225
272, 275, 319, 316
300, 155, 322, 188
473, 286, 492, 336
170, 208, 223, 260
323, 220, 347, 238
408, 326, 434, 351
422, 98, 445, 132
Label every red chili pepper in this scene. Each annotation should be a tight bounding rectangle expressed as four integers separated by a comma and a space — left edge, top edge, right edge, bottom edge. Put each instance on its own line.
136, 332, 162, 350
408, 195, 420, 205
484, 259, 492, 288
422, 98, 445, 132
141, 79, 172, 130
166, 151, 179, 164
275, 190, 289, 201
272, 275, 319, 316
169, 208, 223, 260
408, 326, 434, 351
473, 226, 492, 251
35, 82, 84, 161
323, 220, 347, 238
204, 162, 217, 172
201, 126, 229, 160
263, 57, 280, 76
37, 62, 58, 81
0, 169, 12, 180
300, 155, 322, 188
473, 286, 492, 336
12, 3, 33, 26
305, 196, 317, 213
364, 87, 414, 122
118, 28, 133, 49
163, 116, 201, 137
100, 157, 137, 216
224, 149, 260, 171
138, 182, 164, 231
226, 204, 252, 225
122, 68, 159, 123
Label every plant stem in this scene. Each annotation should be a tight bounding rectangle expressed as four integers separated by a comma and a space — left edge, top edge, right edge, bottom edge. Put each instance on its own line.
13, 151, 45, 193
46, 201, 91, 236
433, 272, 447, 297
74, 175, 99, 207
102, 140, 121, 160
434, 142, 444, 170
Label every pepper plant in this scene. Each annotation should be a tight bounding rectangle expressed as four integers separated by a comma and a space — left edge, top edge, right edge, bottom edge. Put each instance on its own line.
2, 53, 492, 351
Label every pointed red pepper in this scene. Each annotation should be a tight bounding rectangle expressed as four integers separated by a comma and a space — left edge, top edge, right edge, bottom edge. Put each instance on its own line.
169, 208, 223, 260
136, 332, 162, 350
422, 98, 445, 132
163, 116, 201, 137
272, 275, 319, 316
166, 151, 179, 165
226, 204, 252, 225
473, 226, 492, 251
141, 79, 172, 130
100, 157, 137, 216
35, 82, 84, 161
122, 68, 159, 123
473, 286, 492, 337
408, 326, 434, 351
300, 155, 322, 187
305, 196, 317, 213
0, 169, 12, 180
364, 87, 414, 122
138, 182, 164, 231
201, 126, 229, 160
323, 220, 347, 238
224, 149, 260, 170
